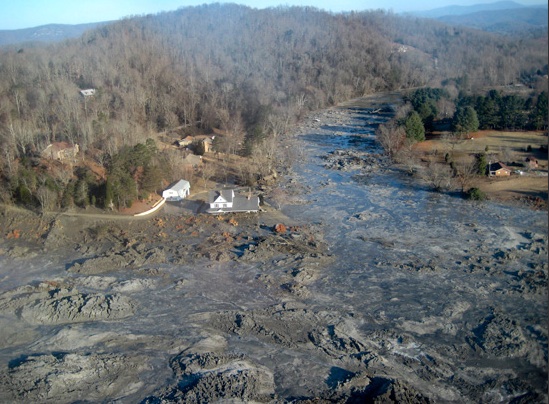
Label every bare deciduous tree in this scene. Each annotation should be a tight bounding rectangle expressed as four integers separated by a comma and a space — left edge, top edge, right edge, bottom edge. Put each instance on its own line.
199, 161, 216, 187
269, 187, 287, 210
453, 156, 478, 193
442, 131, 466, 152
394, 141, 419, 174
500, 146, 515, 164
376, 121, 406, 159
36, 184, 57, 213
421, 159, 454, 192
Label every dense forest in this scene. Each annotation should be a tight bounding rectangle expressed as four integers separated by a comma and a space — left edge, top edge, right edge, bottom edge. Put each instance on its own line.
0, 4, 547, 210
402, 87, 548, 133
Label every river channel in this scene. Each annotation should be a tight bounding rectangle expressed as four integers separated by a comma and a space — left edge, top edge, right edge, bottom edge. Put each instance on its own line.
279, 94, 548, 401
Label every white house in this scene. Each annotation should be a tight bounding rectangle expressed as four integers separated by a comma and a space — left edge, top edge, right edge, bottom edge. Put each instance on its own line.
162, 179, 190, 201
207, 189, 259, 214
209, 189, 235, 210
80, 89, 96, 97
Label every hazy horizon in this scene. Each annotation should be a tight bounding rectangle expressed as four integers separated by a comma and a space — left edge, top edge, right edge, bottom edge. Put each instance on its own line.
1, 0, 546, 30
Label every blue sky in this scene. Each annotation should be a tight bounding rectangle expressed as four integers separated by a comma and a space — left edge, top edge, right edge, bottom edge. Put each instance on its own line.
0, 0, 544, 30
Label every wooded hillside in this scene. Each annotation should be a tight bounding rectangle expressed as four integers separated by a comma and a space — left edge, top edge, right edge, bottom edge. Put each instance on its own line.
0, 4, 547, 210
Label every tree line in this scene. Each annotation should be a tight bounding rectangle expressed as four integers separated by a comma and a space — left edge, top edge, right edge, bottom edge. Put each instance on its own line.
380, 87, 547, 152
404, 87, 548, 136
0, 4, 547, 210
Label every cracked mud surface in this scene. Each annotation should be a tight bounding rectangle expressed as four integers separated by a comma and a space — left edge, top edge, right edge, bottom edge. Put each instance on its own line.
0, 93, 546, 403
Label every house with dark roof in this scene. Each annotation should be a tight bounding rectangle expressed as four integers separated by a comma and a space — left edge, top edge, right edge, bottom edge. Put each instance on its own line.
162, 179, 190, 201
487, 161, 511, 176
207, 189, 259, 214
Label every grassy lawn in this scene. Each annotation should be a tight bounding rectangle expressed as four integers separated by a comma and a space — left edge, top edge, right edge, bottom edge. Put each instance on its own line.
415, 130, 548, 204
422, 130, 547, 163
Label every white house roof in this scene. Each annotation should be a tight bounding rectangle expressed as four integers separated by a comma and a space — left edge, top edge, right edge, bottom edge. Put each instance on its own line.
80, 89, 96, 96
168, 179, 190, 192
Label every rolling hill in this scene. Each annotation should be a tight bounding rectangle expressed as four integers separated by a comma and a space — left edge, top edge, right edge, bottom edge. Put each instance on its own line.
0, 22, 110, 46
410, 1, 548, 35
437, 7, 548, 35
0, 4, 546, 210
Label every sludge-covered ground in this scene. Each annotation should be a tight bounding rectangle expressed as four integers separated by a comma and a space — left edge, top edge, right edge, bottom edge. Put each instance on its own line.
0, 93, 546, 403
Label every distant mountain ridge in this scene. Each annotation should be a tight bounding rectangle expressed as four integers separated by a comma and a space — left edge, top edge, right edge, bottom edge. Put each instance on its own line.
408, 1, 548, 36
411, 1, 545, 18
0, 22, 110, 47
438, 7, 548, 33
1, 2, 547, 47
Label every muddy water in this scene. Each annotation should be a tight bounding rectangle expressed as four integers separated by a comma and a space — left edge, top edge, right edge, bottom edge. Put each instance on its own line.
0, 93, 546, 402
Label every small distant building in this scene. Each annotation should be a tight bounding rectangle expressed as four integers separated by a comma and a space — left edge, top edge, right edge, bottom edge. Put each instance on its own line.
203, 137, 213, 153
487, 162, 511, 177
525, 156, 538, 169
42, 142, 79, 161
207, 189, 259, 214
162, 179, 190, 201
175, 136, 194, 148
80, 89, 96, 97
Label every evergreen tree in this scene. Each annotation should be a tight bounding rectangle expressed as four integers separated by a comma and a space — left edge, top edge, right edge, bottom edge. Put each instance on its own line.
475, 153, 488, 175
408, 88, 448, 131
404, 111, 425, 142
74, 179, 90, 208
104, 177, 114, 209
141, 165, 163, 194
61, 181, 75, 209
452, 106, 479, 136
475, 96, 499, 129
499, 95, 525, 130
529, 91, 548, 130
145, 138, 158, 155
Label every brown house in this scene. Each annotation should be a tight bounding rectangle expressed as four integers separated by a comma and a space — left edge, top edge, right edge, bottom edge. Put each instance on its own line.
41, 142, 79, 161
487, 162, 511, 177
